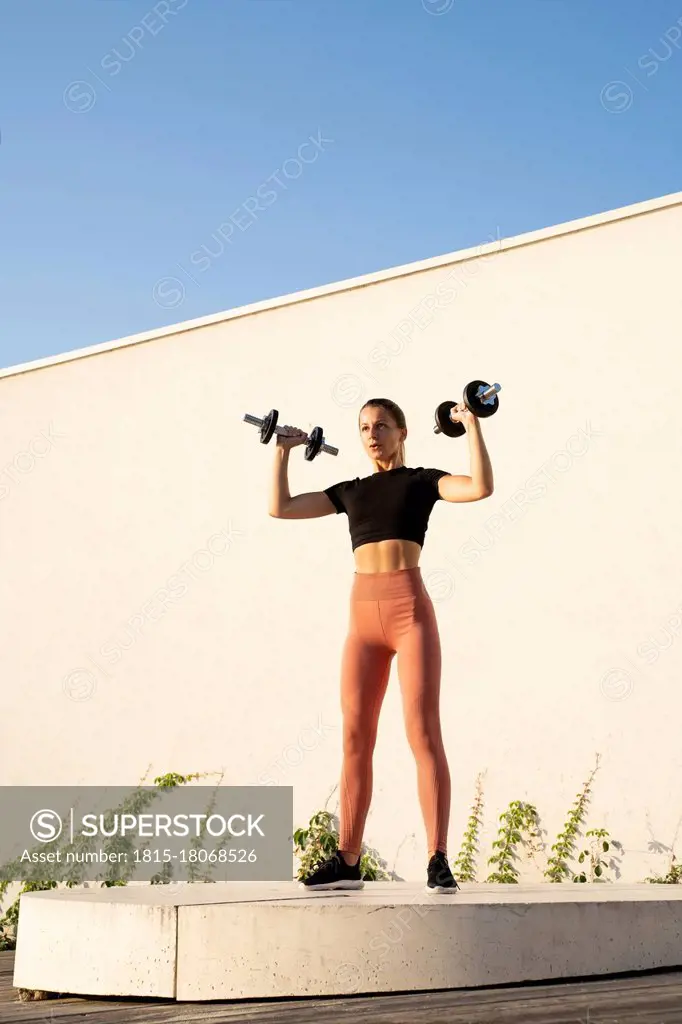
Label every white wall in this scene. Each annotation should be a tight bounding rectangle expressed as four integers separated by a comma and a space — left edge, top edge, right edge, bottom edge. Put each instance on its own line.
2, 194, 682, 887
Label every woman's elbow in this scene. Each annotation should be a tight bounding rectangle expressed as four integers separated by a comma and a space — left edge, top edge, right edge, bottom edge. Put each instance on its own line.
269, 501, 294, 518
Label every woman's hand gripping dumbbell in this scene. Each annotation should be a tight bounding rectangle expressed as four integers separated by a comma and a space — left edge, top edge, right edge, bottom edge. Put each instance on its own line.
434, 380, 502, 438
242, 408, 339, 461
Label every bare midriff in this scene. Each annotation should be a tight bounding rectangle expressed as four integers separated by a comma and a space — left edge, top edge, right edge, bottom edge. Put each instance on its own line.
353, 539, 422, 574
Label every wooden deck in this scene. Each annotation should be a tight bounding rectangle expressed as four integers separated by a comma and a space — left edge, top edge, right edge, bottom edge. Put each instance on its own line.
3, 951, 682, 1023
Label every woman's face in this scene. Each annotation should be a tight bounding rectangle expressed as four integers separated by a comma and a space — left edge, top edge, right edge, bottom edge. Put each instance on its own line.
359, 405, 405, 464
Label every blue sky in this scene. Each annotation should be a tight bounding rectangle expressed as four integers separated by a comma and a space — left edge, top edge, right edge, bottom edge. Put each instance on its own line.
1, 0, 681, 370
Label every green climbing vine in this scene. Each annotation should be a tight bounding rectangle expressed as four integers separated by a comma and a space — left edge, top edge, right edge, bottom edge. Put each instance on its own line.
544, 754, 601, 883
574, 828, 612, 882
453, 772, 485, 882
485, 800, 540, 883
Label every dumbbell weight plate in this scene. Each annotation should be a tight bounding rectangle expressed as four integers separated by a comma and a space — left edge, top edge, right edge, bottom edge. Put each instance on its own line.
434, 401, 466, 438
305, 425, 324, 461
464, 380, 498, 418
260, 408, 279, 444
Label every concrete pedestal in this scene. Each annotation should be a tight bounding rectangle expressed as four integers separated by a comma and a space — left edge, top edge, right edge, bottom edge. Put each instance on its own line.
13, 882, 682, 1001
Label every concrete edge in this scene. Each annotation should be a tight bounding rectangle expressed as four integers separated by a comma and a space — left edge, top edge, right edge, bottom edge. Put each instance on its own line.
2, 189, 681, 382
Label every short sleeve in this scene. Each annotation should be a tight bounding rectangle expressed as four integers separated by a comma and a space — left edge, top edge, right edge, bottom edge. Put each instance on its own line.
421, 468, 449, 500
323, 480, 349, 514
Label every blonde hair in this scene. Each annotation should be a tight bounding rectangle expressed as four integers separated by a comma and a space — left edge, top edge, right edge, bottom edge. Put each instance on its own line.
359, 398, 407, 467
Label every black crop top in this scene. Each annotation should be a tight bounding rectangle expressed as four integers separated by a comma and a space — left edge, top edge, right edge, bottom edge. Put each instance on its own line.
324, 466, 448, 551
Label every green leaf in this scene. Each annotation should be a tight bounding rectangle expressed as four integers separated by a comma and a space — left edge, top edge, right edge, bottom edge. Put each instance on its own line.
603, 841, 609, 852
595, 864, 602, 877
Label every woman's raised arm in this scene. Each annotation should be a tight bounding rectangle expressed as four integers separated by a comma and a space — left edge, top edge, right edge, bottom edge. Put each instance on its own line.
268, 427, 336, 519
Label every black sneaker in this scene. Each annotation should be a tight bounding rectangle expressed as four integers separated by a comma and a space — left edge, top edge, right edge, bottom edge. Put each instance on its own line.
426, 851, 460, 894
299, 851, 364, 890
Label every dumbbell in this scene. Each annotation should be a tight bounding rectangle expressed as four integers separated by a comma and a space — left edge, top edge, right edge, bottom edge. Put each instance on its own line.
434, 380, 502, 438
243, 408, 339, 461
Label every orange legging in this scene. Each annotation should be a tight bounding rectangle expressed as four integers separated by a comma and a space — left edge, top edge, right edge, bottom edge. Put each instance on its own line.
338, 567, 451, 858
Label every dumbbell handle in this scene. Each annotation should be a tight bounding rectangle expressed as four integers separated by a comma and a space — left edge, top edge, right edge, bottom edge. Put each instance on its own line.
243, 413, 269, 428
479, 383, 501, 402
242, 414, 339, 456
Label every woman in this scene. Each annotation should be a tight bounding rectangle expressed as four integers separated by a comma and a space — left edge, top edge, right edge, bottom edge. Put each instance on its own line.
269, 397, 494, 893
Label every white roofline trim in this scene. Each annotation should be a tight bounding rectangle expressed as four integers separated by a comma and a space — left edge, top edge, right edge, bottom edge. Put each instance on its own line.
2, 189, 681, 381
